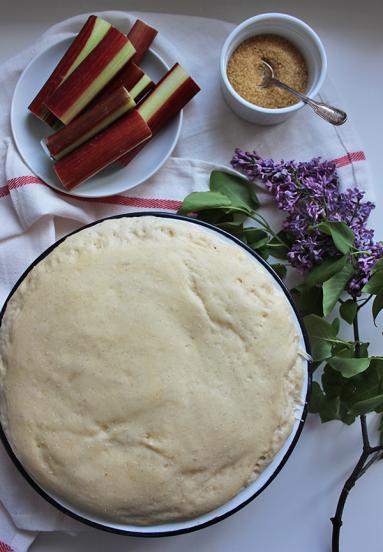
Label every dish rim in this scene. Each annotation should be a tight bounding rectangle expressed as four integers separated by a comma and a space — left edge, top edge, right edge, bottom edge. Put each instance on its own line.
0, 211, 312, 537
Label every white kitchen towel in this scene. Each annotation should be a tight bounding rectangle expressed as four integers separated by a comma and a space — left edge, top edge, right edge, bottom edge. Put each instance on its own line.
0, 10, 372, 552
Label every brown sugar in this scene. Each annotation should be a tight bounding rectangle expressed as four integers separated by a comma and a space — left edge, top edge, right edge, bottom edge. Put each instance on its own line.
227, 34, 308, 109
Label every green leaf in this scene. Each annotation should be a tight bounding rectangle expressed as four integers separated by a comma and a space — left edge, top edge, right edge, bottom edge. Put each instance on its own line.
309, 381, 352, 423
249, 187, 260, 208
317, 221, 355, 254
328, 357, 371, 378
271, 263, 287, 279
318, 356, 383, 421
372, 290, 383, 324
178, 191, 232, 214
243, 228, 269, 250
331, 342, 356, 358
322, 263, 354, 316
304, 256, 347, 288
322, 364, 346, 397
362, 269, 383, 295
257, 247, 271, 261
268, 232, 290, 260
338, 406, 357, 425
292, 286, 323, 318
196, 209, 234, 224
216, 220, 244, 237
343, 358, 383, 405
320, 367, 356, 424
359, 342, 370, 357
303, 314, 338, 362
250, 239, 270, 251
372, 257, 383, 274
210, 170, 258, 213
304, 314, 338, 339
318, 396, 342, 422
350, 394, 383, 416
340, 299, 358, 324
243, 228, 266, 242
308, 381, 325, 413
332, 317, 341, 334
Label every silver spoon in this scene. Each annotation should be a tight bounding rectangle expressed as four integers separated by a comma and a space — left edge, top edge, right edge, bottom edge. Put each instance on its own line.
260, 60, 347, 126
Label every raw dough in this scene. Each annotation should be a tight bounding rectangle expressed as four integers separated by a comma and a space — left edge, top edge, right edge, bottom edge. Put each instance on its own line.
0, 216, 303, 524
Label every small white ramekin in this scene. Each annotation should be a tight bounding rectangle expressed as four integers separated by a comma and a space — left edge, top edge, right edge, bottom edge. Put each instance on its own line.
220, 13, 327, 125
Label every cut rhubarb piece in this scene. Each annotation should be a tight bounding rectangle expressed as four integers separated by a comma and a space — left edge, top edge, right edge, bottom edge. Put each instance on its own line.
28, 15, 111, 126
127, 19, 158, 64
45, 28, 136, 125
119, 63, 200, 166
83, 20, 156, 111
129, 72, 154, 101
38, 109, 61, 128
46, 86, 135, 160
89, 62, 154, 107
54, 110, 152, 190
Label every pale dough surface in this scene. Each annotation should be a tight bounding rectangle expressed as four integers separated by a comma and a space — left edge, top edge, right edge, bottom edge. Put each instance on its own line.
0, 216, 303, 525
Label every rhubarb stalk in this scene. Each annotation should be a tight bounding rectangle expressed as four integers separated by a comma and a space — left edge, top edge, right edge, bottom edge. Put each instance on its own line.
45, 28, 136, 124
46, 86, 135, 160
127, 19, 158, 64
84, 20, 157, 110
88, 62, 154, 107
54, 110, 152, 190
119, 63, 200, 166
28, 15, 111, 126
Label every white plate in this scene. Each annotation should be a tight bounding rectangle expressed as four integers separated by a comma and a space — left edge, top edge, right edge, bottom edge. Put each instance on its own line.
11, 37, 182, 198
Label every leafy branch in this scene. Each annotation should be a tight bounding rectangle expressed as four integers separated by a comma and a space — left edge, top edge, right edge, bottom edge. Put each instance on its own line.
331, 413, 383, 552
330, 314, 383, 552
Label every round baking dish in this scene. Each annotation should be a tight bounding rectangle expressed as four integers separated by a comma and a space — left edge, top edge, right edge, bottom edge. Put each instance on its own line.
0, 212, 312, 537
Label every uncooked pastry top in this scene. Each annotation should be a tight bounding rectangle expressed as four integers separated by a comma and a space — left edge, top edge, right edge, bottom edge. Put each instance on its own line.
0, 216, 304, 525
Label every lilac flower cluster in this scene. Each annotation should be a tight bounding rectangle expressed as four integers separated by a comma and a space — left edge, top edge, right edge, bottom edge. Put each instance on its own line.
231, 149, 383, 296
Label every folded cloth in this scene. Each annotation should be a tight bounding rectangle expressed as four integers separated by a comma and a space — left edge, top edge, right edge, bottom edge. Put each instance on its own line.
0, 10, 372, 551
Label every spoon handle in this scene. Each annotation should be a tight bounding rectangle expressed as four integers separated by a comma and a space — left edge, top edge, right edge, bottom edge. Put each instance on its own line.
271, 79, 347, 126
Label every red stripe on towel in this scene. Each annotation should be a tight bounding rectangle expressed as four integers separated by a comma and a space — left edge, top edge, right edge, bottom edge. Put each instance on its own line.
95, 196, 182, 210
332, 150, 366, 168
2, 176, 182, 210
0, 541, 15, 552
0, 151, 366, 202
0, 185, 10, 198
0, 176, 45, 197
7, 175, 46, 190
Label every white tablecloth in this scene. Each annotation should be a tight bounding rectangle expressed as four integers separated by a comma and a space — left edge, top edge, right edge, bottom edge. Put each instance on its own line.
0, 10, 373, 552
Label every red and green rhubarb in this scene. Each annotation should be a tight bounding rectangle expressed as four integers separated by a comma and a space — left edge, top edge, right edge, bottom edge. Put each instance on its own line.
119, 63, 200, 165
54, 110, 152, 190
86, 20, 156, 109
89, 62, 154, 107
45, 28, 136, 125
30, 19, 200, 189
127, 19, 158, 64
28, 15, 111, 126
46, 86, 135, 160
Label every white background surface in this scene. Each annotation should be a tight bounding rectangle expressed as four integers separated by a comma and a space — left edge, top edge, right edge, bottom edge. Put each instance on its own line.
1, 0, 383, 551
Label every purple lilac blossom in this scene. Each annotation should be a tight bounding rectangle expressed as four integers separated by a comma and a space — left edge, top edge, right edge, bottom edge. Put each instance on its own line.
231, 149, 383, 296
